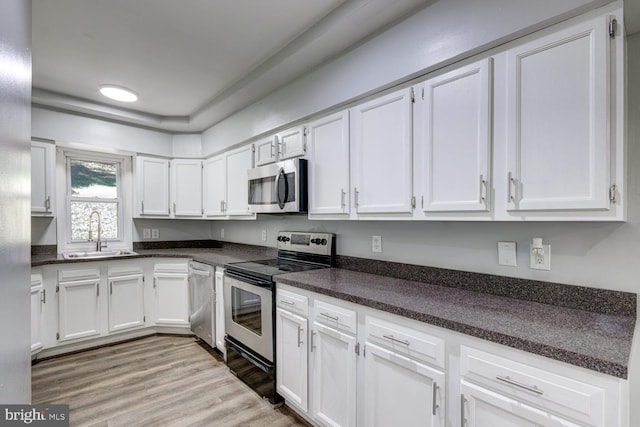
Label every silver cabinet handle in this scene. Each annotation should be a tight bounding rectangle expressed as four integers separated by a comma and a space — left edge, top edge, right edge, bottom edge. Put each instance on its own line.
479, 174, 487, 204
297, 325, 304, 348
340, 188, 346, 209
40, 289, 46, 304
354, 187, 359, 208
280, 299, 295, 306
141, 200, 145, 214
310, 330, 316, 352
507, 171, 519, 203
270, 141, 275, 158
45, 196, 51, 211
460, 395, 466, 427
496, 375, 544, 395
320, 312, 339, 321
110, 282, 113, 295
173, 202, 176, 214
382, 334, 410, 346
432, 382, 439, 416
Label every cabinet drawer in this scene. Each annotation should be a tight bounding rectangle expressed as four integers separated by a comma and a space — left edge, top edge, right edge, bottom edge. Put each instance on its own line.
313, 299, 356, 334
58, 268, 100, 282
460, 346, 605, 426
154, 262, 188, 274
276, 288, 308, 317
108, 263, 143, 277
365, 315, 445, 368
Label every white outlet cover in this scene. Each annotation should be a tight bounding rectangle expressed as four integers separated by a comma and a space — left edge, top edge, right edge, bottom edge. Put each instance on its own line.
261, 230, 267, 241
530, 244, 551, 270
143, 228, 151, 239
372, 235, 382, 253
498, 242, 517, 266
151, 229, 159, 239
221, 228, 225, 238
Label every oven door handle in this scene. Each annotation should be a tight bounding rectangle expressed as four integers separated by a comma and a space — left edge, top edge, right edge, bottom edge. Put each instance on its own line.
225, 270, 273, 288
275, 167, 287, 210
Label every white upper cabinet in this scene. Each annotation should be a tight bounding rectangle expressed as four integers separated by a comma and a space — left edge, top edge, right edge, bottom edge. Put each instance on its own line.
203, 154, 226, 217
224, 144, 255, 217
278, 126, 307, 160
255, 135, 278, 166
170, 159, 203, 217
135, 156, 170, 216
496, 10, 624, 220
416, 59, 492, 217
31, 140, 55, 216
351, 87, 414, 216
307, 111, 350, 216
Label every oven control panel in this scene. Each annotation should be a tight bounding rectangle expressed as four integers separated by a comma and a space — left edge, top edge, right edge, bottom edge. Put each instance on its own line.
276, 231, 334, 256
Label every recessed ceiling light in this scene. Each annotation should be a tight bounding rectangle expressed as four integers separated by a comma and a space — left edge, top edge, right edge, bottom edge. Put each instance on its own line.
99, 85, 138, 102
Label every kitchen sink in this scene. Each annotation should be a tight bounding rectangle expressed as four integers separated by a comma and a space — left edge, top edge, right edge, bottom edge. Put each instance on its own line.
62, 250, 138, 260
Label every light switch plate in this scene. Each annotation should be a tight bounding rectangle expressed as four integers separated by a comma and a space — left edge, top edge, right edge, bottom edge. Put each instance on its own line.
372, 236, 382, 253
143, 228, 151, 239
498, 242, 517, 266
151, 229, 159, 239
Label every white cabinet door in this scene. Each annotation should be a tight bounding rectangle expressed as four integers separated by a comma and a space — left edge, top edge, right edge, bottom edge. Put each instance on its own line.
276, 308, 308, 412
351, 87, 414, 215
225, 145, 254, 216
170, 159, 203, 217
58, 278, 101, 342
418, 59, 492, 213
154, 273, 189, 326
108, 274, 145, 332
364, 342, 445, 427
307, 111, 350, 215
505, 15, 611, 212
255, 136, 278, 166
136, 156, 170, 216
30, 275, 44, 353
203, 155, 226, 217
214, 269, 225, 354
278, 126, 306, 160
311, 322, 357, 427
31, 140, 55, 215
460, 380, 580, 427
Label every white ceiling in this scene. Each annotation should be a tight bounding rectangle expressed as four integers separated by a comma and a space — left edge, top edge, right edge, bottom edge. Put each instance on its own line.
32, 0, 430, 133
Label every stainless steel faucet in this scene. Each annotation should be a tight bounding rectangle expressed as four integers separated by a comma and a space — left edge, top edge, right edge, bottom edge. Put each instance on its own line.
88, 210, 106, 252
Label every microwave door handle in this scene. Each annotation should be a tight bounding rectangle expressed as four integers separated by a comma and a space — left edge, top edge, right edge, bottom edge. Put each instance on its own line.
275, 167, 287, 210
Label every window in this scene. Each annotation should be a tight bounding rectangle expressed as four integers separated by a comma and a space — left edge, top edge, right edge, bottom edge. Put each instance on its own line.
58, 149, 132, 253
68, 158, 121, 242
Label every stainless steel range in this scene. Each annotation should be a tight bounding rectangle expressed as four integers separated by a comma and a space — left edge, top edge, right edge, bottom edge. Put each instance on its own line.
224, 231, 335, 404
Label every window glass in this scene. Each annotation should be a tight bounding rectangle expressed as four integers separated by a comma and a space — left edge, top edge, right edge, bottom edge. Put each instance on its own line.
70, 201, 119, 241
70, 160, 117, 198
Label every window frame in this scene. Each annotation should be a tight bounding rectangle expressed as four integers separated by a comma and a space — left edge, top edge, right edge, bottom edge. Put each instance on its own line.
56, 148, 133, 254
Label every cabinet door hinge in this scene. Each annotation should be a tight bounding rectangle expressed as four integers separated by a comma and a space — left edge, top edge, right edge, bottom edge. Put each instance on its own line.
421, 87, 425, 100
56, 332, 60, 340
609, 184, 618, 203
143, 315, 146, 323
201, 162, 204, 169
355, 342, 360, 356
251, 144, 256, 152
411, 196, 416, 209
410, 87, 416, 103
142, 276, 145, 283
363, 343, 366, 357
188, 315, 191, 322
303, 126, 309, 136
55, 285, 59, 293
609, 18, 617, 39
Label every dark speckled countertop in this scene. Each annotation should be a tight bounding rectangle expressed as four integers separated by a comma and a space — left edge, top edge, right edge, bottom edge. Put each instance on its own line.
276, 268, 635, 379
31, 243, 636, 379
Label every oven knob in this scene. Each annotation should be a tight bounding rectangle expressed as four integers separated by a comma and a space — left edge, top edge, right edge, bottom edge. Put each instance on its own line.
277, 236, 282, 242
310, 238, 317, 244
284, 237, 290, 242
321, 238, 327, 245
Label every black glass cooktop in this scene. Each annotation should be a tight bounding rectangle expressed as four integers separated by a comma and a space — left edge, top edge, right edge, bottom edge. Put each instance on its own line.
225, 258, 327, 282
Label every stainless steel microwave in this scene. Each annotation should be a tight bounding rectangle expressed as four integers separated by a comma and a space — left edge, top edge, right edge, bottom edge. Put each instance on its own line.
247, 158, 307, 213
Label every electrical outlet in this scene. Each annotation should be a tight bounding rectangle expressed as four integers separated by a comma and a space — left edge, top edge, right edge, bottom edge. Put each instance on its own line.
221, 228, 225, 238
143, 228, 151, 239
261, 230, 267, 241
372, 235, 382, 253
151, 229, 159, 239
498, 242, 517, 266
530, 244, 551, 270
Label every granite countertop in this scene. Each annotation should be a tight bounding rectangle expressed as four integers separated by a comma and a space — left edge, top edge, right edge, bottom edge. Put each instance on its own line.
31, 246, 277, 268
276, 268, 636, 379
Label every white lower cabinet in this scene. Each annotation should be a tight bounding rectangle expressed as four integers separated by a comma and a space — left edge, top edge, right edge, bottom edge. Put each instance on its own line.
107, 264, 145, 332
30, 273, 45, 353
57, 268, 101, 342
153, 262, 190, 327
275, 283, 627, 427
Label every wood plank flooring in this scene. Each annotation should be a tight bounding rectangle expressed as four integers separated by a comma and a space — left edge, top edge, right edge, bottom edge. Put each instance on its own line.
32, 335, 308, 427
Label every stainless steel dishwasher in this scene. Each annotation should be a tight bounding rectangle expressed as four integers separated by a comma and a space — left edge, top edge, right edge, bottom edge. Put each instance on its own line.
189, 261, 215, 347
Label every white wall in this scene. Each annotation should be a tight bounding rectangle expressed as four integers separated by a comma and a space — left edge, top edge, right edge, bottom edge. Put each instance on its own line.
172, 134, 202, 158
202, 0, 610, 155
133, 219, 212, 242
32, 107, 174, 156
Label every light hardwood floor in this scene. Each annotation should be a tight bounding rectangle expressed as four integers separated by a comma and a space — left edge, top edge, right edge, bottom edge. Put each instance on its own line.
32, 335, 308, 427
